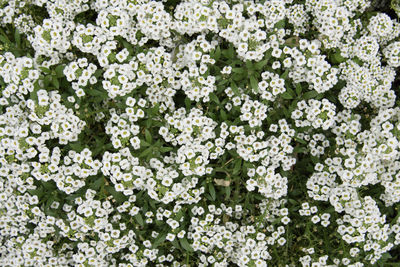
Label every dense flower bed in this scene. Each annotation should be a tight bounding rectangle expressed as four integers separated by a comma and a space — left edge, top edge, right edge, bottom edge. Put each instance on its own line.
1, 0, 400, 266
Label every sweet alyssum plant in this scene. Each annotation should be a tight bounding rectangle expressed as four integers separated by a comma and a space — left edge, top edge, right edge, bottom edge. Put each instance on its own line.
1, 0, 400, 266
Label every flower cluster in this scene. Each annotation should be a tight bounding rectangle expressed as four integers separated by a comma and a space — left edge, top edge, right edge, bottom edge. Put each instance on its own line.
29, 18, 73, 59
0, 52, 39, 100
64, 58, 98, 97
291, 98, 336, 130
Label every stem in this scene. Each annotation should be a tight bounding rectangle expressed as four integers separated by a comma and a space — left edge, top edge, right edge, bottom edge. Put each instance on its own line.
223, 157, 234, 167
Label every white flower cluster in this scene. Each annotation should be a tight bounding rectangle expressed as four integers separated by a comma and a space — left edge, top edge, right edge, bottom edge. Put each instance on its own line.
104, 98, 144, 150
101, 148, 149, 195
29, 18, 73, 59
0, 53, 39, 100
239, 97, 268, 128
303, 133, 330, 157
384, 41, 400, 67
135, 47, 180, 110
64, 58, 98, 97
230, 119, 296, 199
305, 107, 400, 264
160, 108, 224, 177
102, 61, 138, 98
292, 98, 336, 130
367, 13, 400, 44
333, 192, 393, 264
257, 71, 286, 101
173, 0, 219, 35
175, 35, 218, 102
188, 201, 289, 267
287, 41, 339, 94
339, 60, 396, 109
46, 0, 90, 21
305, 0, 370, 49
26, 90, 86, 144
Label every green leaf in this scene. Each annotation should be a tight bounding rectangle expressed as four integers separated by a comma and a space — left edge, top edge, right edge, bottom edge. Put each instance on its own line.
69, 142, 82, 151
44, 196, 55, 211
288, 100, 298, 113
160, 146, 173, 153
140, 139, 150, 147
208, 183, 216, 201
303, 90, 319, 99
214, 46, 221, 61
245, 60, 253, 71
105, 185, 127, 204
250, 76, 258, 93
265, 49, 272, 61
42, 181, 56, 191
244, 192, 250, 210
377, 252, 392, 263
225, 186, 231, 199
293, 146, 306, 154
219, 79, 229, 86
121, 39, 134, 54
281, 69, 289, 79
171, 238, 182, 250
223, 43, 234, 59
274, 19, 286, 29
154, 139, 161, 148
281, 91, 293, 100
232, 68, 244, 74
0, 35, 8, 45
205, 193, 213, 201
228, 44, 234, 59
175, 210, 184, 221
55, 65, 65, 78
14, 28, 21, 48
230, 81, 240, 96
209, 93, 220, 105
254, 59, 268, 70
179, 238, 193, 252
134, 213, 144, 226
91, 176, 104, 190
86, 88, 104, 97
94, 69, 103, 78
220, 109, 227, 121
232, 73, 246, 81
333, 51, 346, 63
40, 67, 51, 74
27, 188, 44, 199
282, 107, 290, 117
149, 199, 156, 210
214, 167, 226, 173
145, 129, 152, 143
139, 147, 153, 158
295, 138, 307, 144
233, 158, 242, 175
152, 232, 167, 248
290, 188, 302, 197
44, 75, 52, 87
52, 76, 59, 89
295, 83, 302, 96
185, 97, 191, 112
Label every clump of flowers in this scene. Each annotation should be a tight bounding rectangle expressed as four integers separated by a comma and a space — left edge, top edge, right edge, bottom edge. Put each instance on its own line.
2, 0, 400, 266
291, 98, 336, 130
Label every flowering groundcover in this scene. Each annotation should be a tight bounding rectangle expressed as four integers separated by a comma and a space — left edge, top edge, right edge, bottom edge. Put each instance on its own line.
2, 0, 400, 266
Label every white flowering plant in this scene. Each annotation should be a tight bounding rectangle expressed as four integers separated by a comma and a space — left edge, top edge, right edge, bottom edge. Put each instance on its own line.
1, 0, 400, 266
